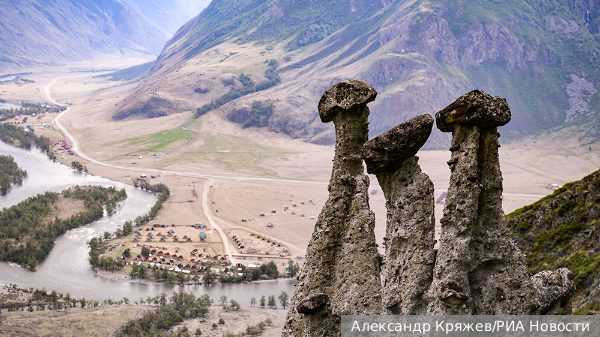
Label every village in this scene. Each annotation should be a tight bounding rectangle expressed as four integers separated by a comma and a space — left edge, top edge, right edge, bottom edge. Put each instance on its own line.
99, 206, 306, 282
0, 75, 325, 284
90, 169, 322, 283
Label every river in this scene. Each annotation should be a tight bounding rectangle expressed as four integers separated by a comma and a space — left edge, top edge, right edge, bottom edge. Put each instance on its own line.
0, 141, 295, 305
0, 102, 22, 109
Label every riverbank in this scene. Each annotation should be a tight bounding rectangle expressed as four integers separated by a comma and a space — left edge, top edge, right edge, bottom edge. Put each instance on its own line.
0, 185, 127, 270
1, 282, 288, 336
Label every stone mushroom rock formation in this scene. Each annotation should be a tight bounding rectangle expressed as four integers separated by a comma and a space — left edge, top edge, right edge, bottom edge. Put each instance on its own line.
427, 89, 575, 315
362, 114, 436, 315
283, 80, 382, 337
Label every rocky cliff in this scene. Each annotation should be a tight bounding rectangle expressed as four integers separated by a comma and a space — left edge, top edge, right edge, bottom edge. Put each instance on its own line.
507, 168, 600, 314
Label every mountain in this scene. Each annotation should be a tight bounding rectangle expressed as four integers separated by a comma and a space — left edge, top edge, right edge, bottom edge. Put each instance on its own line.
507, 169, 600, 314
0, 0, 207, 71
114, 0, 600, 147
125, 0, 211, 36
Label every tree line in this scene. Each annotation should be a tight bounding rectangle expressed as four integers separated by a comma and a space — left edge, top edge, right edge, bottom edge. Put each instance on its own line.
0, 105, 66, 122
0, 124, 56, 160
130, 181, 170, 227
0, 154, 27, 195
0, 185, 127, 270
194, 59, 281, 118
116, 290, 212, 336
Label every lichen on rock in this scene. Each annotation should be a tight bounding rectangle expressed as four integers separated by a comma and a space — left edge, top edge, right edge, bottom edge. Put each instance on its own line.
283, 80, 382, 336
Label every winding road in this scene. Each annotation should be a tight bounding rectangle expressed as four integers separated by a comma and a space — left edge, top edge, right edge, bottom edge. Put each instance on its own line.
46, 76, 308, 264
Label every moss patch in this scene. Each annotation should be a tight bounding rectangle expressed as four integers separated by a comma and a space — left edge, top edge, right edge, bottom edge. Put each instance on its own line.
126, 129, 196, 151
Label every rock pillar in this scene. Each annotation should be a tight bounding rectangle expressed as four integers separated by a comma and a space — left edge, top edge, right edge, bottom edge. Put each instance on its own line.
362, 114, 436, 315
283, 80, 382, 337
427, 90, 574, 315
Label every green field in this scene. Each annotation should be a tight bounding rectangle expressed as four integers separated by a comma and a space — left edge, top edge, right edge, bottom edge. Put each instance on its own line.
191, 132, 295, 176
126, 129, 195, 151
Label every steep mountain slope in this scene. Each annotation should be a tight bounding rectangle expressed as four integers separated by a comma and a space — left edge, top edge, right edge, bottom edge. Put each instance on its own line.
0, 0, 176, 71
507, 169, 600, 314
115, 0, 600, 147
125, 0, 210, 36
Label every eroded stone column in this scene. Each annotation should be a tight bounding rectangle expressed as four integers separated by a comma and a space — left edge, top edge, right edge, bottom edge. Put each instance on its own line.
283, 80, 382, 337
362, 114, 436, 315
427, 90, 575, 315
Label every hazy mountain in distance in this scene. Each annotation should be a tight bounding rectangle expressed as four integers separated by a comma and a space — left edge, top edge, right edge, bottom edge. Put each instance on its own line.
125, 0, 211, 36
115, 0, 600, 148
0, 0, 209, 72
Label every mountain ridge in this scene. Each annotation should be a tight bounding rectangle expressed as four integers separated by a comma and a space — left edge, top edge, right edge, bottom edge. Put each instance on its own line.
0, 0, 208, 72
114, 0, 600, 148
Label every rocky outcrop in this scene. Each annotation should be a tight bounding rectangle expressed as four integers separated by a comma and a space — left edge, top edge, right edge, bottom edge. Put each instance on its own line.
284, 82, 579, 336
362, 114, 436, 315
531, 269, 576, 315
112, 96, 190, 120
507, 168, 600, 314
427, 90, 575, 315
565, 74, 598, 121
283, 80, 382, 337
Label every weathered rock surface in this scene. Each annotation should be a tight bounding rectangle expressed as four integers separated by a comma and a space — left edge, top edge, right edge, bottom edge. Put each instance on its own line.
428, 91, 575, 315
435, 90, 511, 132
363, 114, 436, 314
363, 114, 434, 174
283, 80, 382, 337
531, 268, 576, 314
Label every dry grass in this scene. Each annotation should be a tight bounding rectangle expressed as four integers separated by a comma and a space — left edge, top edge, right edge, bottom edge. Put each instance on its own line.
0, 305, 287, 337
0, 305, 153, 337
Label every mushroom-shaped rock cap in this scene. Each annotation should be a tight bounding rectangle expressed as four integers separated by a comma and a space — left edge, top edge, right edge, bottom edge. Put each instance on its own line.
435, 90, 511, 132
318, 80, 377, 123
362, 114, 434, 174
